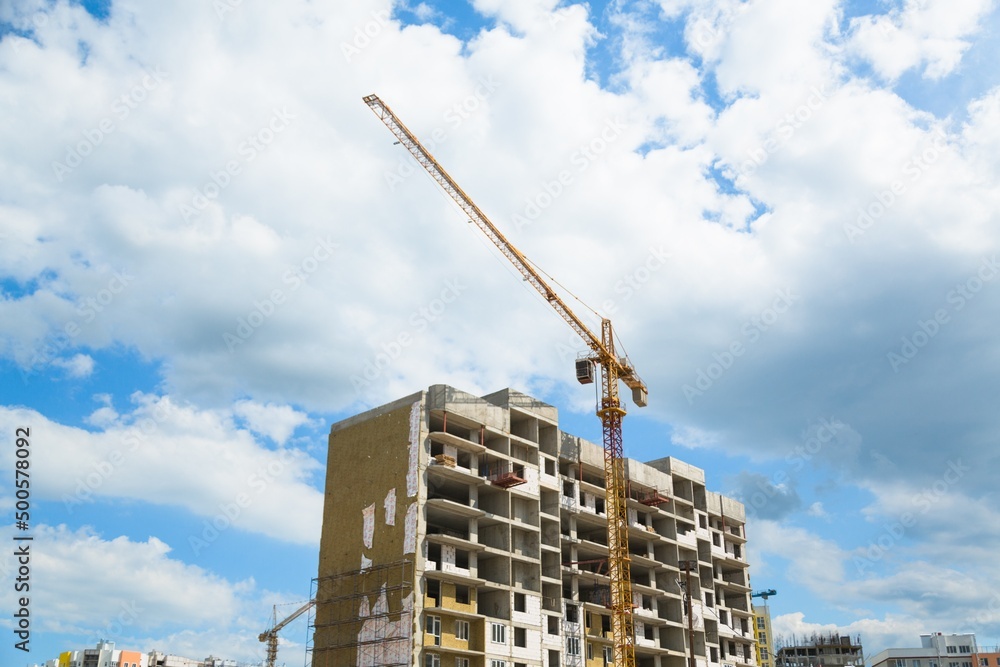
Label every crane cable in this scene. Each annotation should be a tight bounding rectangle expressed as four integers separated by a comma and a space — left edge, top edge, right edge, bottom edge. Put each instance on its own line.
404, 145, 607, 337
399, 141, 644, 410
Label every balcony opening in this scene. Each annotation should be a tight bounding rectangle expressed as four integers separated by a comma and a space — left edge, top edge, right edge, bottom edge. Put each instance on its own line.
427, 580, 440, 607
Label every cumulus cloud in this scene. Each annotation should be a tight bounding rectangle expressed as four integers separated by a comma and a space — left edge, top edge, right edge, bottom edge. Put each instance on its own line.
806, 501, 828, 519
0, 396, 323, 545
848, 0, 994, 81
51, 352, 95, 377
232, 399, 313, 445
0, 524, 304, 663
751, 521, 846, 591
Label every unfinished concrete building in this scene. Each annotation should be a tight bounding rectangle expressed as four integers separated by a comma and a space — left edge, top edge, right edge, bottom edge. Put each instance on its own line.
310, 385, 757, 667
775, 635, 864, 667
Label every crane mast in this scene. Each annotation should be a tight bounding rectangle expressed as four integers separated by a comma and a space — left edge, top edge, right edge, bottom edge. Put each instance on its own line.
363, 94, 648, 667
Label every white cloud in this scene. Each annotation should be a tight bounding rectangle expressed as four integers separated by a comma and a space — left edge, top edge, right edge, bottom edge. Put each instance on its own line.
712, 0, 840, 96
41, 525, 246, 627
754, 506, 1000, 651
86, 405, 119, 427
751, 521, 846, 592
806, 501, 828, 518
471, 0, 562, 33
51, 352, 95, 377
232, 399, 312, 445
963, 85, 1000, 177
624, 57, 716, 146
0, 396, 323, 545
848, 0, 995, 81
0, 524, 305, 663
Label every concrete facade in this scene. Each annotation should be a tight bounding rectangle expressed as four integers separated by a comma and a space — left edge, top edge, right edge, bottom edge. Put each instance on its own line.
311, 384, 757, 667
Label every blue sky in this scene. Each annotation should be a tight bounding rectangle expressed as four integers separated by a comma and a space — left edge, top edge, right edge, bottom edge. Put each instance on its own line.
2, 0, 1000, 664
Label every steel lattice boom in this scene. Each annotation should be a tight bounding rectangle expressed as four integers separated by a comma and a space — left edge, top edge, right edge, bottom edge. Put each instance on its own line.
363, 93, 648, 667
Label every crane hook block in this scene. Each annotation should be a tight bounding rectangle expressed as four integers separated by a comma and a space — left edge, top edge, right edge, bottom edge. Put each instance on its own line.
575, 359, 595, 385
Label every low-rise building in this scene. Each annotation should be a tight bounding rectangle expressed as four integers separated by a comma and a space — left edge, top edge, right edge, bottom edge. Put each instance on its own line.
870, 633, 977, 667
775, 634, 863, 667
41, 640, 148, 667
38, 644, 244, 667
147, 652, 203, 667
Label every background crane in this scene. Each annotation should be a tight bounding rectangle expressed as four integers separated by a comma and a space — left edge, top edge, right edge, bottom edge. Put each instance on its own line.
751, 589, 777, 667
363, 93, 649, 667
259, 599, 314, 667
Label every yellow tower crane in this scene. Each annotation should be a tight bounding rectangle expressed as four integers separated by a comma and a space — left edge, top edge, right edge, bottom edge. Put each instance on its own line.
259, 599, 314, 667
363, 94, 648, 667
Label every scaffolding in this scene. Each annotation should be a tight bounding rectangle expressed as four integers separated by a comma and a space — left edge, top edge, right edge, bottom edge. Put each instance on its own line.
310, 560, 414, 667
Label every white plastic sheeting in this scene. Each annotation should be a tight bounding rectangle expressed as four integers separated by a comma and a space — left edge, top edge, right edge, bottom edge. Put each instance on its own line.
384, 488, 396, 526
362, 502, 375, 549
403, 502, 417, 554
406, 400, 421, 497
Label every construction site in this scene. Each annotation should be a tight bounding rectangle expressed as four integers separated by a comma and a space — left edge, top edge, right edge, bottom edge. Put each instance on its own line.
253, 95, 759, 667
13, 2, 997, 666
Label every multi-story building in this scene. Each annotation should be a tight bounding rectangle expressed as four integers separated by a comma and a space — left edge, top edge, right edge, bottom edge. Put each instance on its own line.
774, 635, 863, 667
41, 641, 148, 667
870, 634, 977, 667
310, 384, 757, 667
39, 645, 239, 667
752, 605, 774, 667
